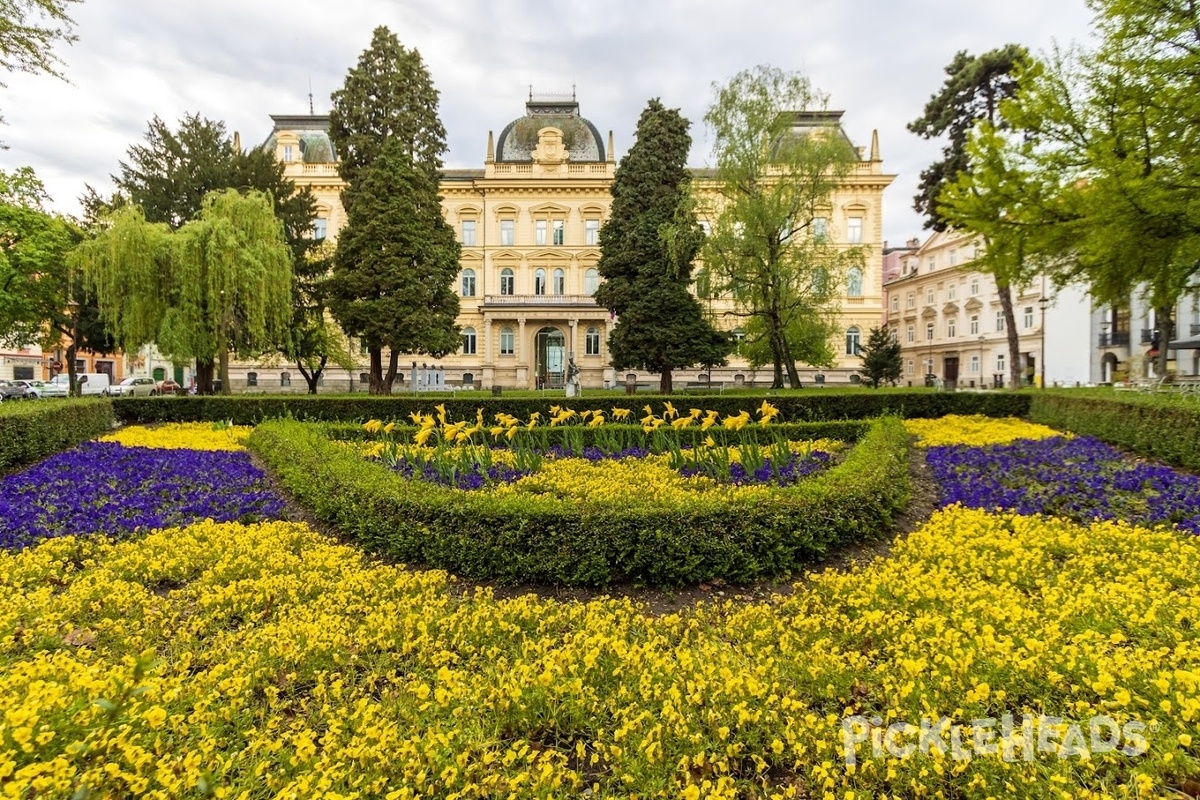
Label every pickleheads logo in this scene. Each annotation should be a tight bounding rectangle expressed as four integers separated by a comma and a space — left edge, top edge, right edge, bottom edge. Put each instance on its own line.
841, 713, 1150, 765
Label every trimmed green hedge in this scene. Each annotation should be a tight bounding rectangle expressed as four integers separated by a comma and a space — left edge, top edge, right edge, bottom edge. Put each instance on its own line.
248, 417, 911, 587
1029, 392, 1200, 471
0, 399, 116, 472
117, 391, 1030, 425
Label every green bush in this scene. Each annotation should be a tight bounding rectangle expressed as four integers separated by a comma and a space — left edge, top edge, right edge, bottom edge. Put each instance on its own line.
1029, 392, 1200, 470
117, 391, 1029, 425
248, 417, 911, 587
0, 399, 116, 472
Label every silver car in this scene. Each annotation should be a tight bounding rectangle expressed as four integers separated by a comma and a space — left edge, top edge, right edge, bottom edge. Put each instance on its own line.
105, 376, 157, 397
12, 379, 46, 398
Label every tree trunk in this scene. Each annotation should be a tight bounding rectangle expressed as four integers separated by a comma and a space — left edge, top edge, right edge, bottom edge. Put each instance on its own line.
368, 348, 384, 395
768, 316, 786, 389
297, 356, 327, 395
195, 360, 215, 395
997, 283, 1022, 390
218, 347, 231, 395
781, 337, 802, 389
659, 370, 673, 394
383, 350, 399, 394
65, 342, 79, 397
1156, 305, 1173, 378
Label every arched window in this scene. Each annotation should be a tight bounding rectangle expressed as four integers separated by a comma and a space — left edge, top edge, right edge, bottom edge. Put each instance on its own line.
462, 373, 474, 386
846, 266, 863, 297
584, 268, 599, 295
461, 268, 476, 297
845, 326, 862, 355
246, 371, 258, 387
462, 327, 477, 355
553, 268, 565, 295
280, 372, 291, 387
359, 372, 370, 384
500, 326, 515, 355
534, 268, 547, 296
585, 326, 601, 356
500, 268, 515, 296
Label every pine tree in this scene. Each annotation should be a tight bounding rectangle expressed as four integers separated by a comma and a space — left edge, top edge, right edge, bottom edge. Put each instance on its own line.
327, 26, 457, 394
857, 327, 902, 388
595, 99, 729, 394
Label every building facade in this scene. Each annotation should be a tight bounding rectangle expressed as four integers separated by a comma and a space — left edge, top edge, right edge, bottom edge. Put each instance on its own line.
240, 95, 894, 392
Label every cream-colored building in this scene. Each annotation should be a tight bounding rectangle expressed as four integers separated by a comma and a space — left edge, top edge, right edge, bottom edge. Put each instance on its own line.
240, 95, 893, 392
883, 229, 1049, 388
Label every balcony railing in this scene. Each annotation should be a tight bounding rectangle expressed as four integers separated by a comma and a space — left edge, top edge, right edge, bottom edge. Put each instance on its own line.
481, 294, 598, 308
1099, 331, 1130, 347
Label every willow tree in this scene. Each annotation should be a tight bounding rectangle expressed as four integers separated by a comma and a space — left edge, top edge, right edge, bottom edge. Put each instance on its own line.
76, 189, 293, 393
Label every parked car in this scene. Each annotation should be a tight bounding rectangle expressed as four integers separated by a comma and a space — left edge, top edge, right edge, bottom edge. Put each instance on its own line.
0, 379, 27, 401
11, 379, 46, 398
156, 378, 182, 395
105, 376, 157, 397
42, 373, 112, 397
42, 375, 70, 397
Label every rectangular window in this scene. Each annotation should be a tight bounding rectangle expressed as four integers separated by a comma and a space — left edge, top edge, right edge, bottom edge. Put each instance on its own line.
552, 219, 565, 246
500, 271, 514, 295
925, 288, 935, 305
970, 315, 979, 336
283, 144, 293, 162
906, 359, 914, 375
970, 278, 980, 296
970, 355, 980, 374
500, 220, 514, 246
585, 219, 600, 245
585, 328, 601, 356
313, 218, 327, 241
948, 248, 957, 265
996, 311, 1006, 332
500, 329, 514, 355
947, 319, 956, 338
948, 284, 957, 301
996, 353, 1006, 373
461, 220, 476, 246
906, 325, 914, 344
813, 217, 828, 240
906, 292, 915, 309
927, 256, 936, 271
1023, 306, 1034, 329
847, 217, 862, 244
535, 220, 547, 246
890, 296, 899, 313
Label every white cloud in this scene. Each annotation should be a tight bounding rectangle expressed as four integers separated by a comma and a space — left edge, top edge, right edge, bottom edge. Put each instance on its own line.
0, 0, 1096, 243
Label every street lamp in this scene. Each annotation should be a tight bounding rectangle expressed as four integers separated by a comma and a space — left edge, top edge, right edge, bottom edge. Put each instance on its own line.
978, 334, 986, 389
1038, 296, 1050, 389
66, 298, 79, 397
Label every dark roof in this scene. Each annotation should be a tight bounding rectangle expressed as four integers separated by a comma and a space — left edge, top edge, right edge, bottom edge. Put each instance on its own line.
495, 95, 605, 163
262, 114, 337, 163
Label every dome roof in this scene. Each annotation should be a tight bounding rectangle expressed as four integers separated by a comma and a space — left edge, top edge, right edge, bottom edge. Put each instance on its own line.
495, 96, 605, 163
262, 115, 338, 163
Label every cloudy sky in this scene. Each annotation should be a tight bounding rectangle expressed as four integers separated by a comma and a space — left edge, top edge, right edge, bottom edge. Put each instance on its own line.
3, 0, 1097, 244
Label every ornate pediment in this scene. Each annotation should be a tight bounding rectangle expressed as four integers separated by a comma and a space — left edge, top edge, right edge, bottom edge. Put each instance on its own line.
489, 249, 523, 262
942, 301, 959, 315
964, 297, 984, 311
921, 305, 938, 319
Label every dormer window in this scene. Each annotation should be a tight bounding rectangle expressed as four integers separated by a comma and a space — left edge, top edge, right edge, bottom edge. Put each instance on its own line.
283, 144, 294, 163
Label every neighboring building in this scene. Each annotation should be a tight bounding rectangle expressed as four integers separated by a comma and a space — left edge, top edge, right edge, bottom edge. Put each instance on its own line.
237, 94, 894, 391
0, 343, 45, 382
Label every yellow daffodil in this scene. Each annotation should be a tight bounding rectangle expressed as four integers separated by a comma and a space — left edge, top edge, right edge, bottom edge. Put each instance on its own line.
612, 407, 632, 421
663, 401, 678, 419
588, 414, 605, 427
363, 419, 383, 434
383, 422, 396, 434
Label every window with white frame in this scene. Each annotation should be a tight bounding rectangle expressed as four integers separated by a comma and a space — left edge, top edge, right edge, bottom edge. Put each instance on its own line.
970, 278, 980, 295
534, 268, 546, 296
906, 324, 914, 343
948, 283, 957, 300
461, 269, 476, 298
970, 355, 980, 374
552, 219, 565, 246
926, 287, 935, 305
500, 326, 514, 355
812, 217, 828, 240
461, 220, 476, 246
847, 216, 863, 244
846, 267, 863, 297
585, 326, 601, 356
500, 268, 515, 295
313, 218, 327, 241
461, 327, 476, 355
1023, 306, 1034, 329
970, 315, 979, 335
845, 326, 862, 355
948, 248, 957, 265
535, 220, 547, 246
283, 144, 294, 162
552, 268, 565, 295
996, 352, 1006, 373
584, 268, 599, 295
906, 292, 916, 309
928, 256, 936, 271
500, 219, 514, 246
585, 219, 600, 245
925, 322, 934, 341
906, 359, 914, 375
996, 310, 1006, 332
890, 295, 899, 313
947, 318, 956, 338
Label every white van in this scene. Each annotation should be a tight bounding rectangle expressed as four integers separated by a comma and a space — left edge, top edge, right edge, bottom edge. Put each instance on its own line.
46, 373, 111, 397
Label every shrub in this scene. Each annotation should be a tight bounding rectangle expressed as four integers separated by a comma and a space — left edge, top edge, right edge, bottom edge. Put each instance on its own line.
0, 400, 115, 472
1028, 392, 1200, 471
248, 417, 911, 587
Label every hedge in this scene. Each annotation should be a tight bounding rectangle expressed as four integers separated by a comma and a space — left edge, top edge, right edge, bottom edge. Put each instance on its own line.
1029, 392, 1200, 471
117, 391, 1030, 425
0, 399, 116, 472
247, 416, 911, 587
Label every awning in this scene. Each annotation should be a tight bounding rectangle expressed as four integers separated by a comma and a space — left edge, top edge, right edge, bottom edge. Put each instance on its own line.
1168, 337, 1200, 350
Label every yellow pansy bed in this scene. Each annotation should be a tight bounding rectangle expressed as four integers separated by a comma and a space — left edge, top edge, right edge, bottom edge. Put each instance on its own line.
248, 417, 912, 586
99, 422, 252, 451
1, 507, 1197, 798
903, 414, 1065, 447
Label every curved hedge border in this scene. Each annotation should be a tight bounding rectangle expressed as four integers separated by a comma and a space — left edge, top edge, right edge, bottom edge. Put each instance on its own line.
118, 391, 1029, 425
0, 399, 115, 472
1029, 392, 1200, 471
248, 417, 912, 587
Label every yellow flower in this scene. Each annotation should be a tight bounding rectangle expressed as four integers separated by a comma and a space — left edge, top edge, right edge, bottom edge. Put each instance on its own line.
612, 407, 632, 420
435, 403, 447, 424
413, 428, 434, 447
588, 414, 605, 428
408, 411, 424, 424
689, 408, 703, 419
490, 426, 505, 439
703, 435, 716, 448
383, 422, 396, 434
663, 401, 678, 419
671, 416, 693, 429
143, 707, 168, 729
363, 419, 383, 434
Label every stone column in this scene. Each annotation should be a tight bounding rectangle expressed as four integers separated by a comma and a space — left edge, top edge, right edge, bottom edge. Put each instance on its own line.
517, 317, 528, 389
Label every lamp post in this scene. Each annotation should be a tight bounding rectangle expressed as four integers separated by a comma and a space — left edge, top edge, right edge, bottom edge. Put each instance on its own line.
66, 297, 79, 397
927, 326, 934, 386
978, 334, 986, 389
1038, 296, 1050, 389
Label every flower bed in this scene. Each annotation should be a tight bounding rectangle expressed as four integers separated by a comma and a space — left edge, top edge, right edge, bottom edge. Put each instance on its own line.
98, 421, 252, 451
0, 440, 285, 550
903, 413, 1063, 447
0, 507, 1195, 798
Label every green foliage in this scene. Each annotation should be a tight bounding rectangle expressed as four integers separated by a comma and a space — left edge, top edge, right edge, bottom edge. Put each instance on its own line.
0, 0, 80, 126
1029, 391, 1200, 471
109, 391, 1032, 426
858, 327, 903, 388
0, 398, 114, 472
248, 417, 910, 587
702, 65, 865, 389
595, 99, 730, 392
